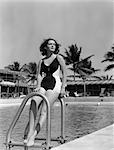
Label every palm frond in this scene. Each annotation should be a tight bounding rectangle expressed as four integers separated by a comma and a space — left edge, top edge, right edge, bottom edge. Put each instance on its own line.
90, 76, 102, 80
102, 58, 114, 63
68, 67, 75, 71
105, 51, 114, 58
74, 55, 94, 65
104, 64, 114, 71
5, 65, 14, 70
78, 69, 88, 77
67, 75, 81, 78
80, 67, 95, 74
93, 69, 101, 72
102, 45, 114, 63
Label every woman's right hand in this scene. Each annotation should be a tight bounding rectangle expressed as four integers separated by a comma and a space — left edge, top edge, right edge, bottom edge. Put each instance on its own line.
34, 87, 40, 92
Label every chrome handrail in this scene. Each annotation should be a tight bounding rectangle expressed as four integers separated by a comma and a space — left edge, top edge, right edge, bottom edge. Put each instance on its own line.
58, 97, 65, 140
5, 93, 66, 150
6, 92, 51, 149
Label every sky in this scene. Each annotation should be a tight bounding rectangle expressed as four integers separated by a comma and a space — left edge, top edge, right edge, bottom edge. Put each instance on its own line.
0, 0, 114, 78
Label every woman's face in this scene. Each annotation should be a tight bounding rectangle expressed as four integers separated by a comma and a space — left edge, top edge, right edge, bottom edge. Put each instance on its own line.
47, 40, 56, 52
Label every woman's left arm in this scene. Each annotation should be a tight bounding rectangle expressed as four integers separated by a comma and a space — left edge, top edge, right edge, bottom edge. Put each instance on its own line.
57, 55, 67, 96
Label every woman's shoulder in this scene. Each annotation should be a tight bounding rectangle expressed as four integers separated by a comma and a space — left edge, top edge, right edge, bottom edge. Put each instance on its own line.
56, 54, 65, 62
39, 57, 46, 62
56, 54, 63, 59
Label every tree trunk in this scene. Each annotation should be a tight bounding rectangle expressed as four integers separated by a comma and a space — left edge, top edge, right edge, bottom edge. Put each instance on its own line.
74, 71, 75, 81
17, 79, 19, 97
83, 78, 86, 96
0, 85, 2, 98
7, 86, 9, 98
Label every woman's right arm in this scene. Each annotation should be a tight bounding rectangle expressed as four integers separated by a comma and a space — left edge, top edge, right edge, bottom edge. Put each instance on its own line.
36, 60, 42, 90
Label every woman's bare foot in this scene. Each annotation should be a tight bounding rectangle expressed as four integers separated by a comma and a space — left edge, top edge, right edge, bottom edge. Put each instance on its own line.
23, 130, 34, 144
23, 139, 28, 144
26, 130, 37, 147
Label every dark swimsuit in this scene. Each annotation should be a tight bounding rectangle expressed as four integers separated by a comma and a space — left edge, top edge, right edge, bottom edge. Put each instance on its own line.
40, 57, 60, 91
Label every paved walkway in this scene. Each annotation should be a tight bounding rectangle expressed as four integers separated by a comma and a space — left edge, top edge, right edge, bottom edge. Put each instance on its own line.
52, 124, 114, 150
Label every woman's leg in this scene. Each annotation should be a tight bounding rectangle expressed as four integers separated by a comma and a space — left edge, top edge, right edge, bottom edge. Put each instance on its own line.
24, 122, 29, 139
24, 88, 45, 143
27, 90, 59, 146
24, 98, 42, 144
24, 100, 43, 141
27, 99, 38, 138
39, 90, 59, 128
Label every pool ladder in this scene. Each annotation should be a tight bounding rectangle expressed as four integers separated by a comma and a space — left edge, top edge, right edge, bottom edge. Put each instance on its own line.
5, 92, 66, 150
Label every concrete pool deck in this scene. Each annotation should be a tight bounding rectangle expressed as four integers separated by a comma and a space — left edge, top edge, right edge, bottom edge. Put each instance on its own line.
65, 96, 114, 102
52, 124, 114, 150
0, 97, 114, 108
0, 96, 114, 104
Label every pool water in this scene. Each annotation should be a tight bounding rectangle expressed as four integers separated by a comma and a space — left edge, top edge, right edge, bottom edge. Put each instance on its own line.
0, 102, 114, 150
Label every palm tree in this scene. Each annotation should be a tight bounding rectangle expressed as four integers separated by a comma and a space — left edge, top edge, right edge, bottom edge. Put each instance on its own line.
22, 62, 38, 86
74, 56, 100, 96
61, 44, 100, 96
98, 75, 113, 80
5, 61, 21, 71
102, 44, 114, 71
5, 61, 26, 82
5, 61, 20, 96
61, 44, 98, 81
73, 55, 97, 78
60, 44, 82, 81
5, 61, 27, 96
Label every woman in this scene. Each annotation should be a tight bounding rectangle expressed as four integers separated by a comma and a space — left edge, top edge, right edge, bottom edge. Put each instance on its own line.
24, 38, 66, 146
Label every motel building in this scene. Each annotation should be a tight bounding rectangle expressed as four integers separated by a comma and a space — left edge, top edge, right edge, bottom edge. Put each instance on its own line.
0, 69, 35, 98
67, 80, 114, 97
0, 68, 114, 98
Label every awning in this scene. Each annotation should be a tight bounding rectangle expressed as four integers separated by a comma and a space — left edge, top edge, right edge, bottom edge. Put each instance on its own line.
0, 81, 15, 86
67, 79, 114, 85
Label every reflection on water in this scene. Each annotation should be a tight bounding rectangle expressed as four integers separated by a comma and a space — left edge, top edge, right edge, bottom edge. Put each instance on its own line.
0, 103, 114, 150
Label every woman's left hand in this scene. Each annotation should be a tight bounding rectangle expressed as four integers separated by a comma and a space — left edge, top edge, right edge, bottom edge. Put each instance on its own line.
60, 88, 66, 98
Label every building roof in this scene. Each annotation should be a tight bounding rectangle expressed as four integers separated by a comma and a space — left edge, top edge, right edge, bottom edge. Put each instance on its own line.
0, 81, 15, 86
0, 80, 37, 88
0, 81, 28, 87
0, 69, 26, 76
67, 80, 114, 85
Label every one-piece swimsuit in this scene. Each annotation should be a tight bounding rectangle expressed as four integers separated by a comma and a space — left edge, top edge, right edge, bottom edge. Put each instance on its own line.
40, 56, 62, 93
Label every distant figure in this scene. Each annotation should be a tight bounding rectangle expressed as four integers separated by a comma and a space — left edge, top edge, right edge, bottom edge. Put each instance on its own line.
99, 88, 105, 97
66, 91, 69, 97
24, 38, 66, 146
74, 91, 79, 97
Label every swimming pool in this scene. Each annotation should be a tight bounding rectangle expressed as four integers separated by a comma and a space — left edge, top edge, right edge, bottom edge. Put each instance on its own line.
0, 101, 114, 150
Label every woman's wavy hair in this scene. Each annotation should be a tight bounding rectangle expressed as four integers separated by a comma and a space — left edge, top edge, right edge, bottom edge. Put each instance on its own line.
40, 38, 60, 56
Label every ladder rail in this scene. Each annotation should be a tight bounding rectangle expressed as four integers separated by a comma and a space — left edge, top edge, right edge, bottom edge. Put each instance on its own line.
6, 92, 51, 149
58, 97, 65, 139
